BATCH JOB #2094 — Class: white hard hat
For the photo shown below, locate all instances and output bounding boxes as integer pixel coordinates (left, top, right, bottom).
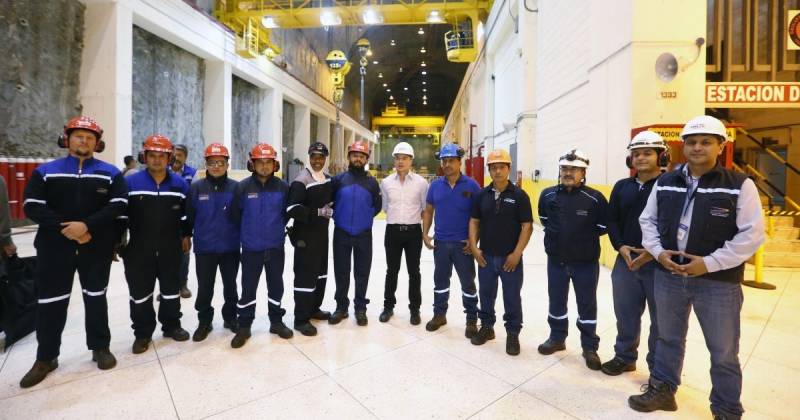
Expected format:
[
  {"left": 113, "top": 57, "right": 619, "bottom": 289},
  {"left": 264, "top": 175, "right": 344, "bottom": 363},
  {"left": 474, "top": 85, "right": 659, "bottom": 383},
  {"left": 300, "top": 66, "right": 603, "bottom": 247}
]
[
  {"left": 558, "top": 148, "right": 590, "bottom": 168},
  {"left": 628, "top": 131, "right": 667, "bottom": 151},
  {"left": 392, "top": 141, "right": 414, "bottom": 158},
  {"left": 680, "top": 115, "right": 728, "bottom": 141}
]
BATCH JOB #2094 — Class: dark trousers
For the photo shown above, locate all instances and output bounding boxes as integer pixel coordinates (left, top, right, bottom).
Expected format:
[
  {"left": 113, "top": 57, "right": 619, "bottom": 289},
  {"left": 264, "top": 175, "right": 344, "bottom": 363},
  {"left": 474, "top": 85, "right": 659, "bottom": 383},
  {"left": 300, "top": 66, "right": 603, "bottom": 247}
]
[
  {"left": 383, "top": 224, "right": 422, "bottom": 311},
  {"left": 35, "top": 247, "right": 112, "bottom": 361},
  {"left": 124, "top": 248, "right": 183, "bottom": 339},
  {"left": 180, "top": 252, "right": 190, "bottom": 288},
  {"left": 293, "top": 229, "right": 329, "bottom": 323},
  {"left": 651, "top": 270, "right": 744, "bottom": 418},
  {"left": 477, "top": 254, "right": 524, "bottom": 334},
  {"left": 546, "top": 257, "right": 600, "bottom": 351},
  {"left": 194, "top": 252, "right": 240, "bottom": 325},
  {"left": 332, "top": 227, "right": 372, "bottom": 312},
  {"left": 432, "top": 240, "right": 478, "bottom": 320},
  {"left": 238, "top": 248, "right": 285, "bottom": 327},
  {"left": 611, "top": 255, "right": 658, "bottom": 368}
]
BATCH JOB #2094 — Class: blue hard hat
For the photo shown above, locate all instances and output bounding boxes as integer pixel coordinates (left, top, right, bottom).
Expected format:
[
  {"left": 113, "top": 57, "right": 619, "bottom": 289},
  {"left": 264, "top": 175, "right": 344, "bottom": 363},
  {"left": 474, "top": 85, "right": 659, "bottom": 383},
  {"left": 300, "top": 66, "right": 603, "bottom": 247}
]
[{"left": 436, "top": 143, "right": 465, "bottom": 160}]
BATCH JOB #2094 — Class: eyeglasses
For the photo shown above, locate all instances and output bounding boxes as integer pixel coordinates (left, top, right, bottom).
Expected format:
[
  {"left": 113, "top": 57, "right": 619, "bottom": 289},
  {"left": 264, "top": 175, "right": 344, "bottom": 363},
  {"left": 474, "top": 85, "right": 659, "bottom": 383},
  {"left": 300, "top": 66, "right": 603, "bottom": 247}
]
[{"left": 206, "top": 161, "right": 227, "bottom": 168}]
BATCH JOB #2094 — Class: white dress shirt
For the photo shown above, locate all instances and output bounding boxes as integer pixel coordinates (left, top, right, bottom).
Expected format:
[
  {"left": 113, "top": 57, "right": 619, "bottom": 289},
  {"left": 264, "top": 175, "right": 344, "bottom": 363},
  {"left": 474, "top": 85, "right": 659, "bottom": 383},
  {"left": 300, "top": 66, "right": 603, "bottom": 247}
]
[
  {"left": 380, "top": 171, "right": 429, "bottom": 225},
  {"left": 639, "top": 166, "right": 765, "bottom": 273}
]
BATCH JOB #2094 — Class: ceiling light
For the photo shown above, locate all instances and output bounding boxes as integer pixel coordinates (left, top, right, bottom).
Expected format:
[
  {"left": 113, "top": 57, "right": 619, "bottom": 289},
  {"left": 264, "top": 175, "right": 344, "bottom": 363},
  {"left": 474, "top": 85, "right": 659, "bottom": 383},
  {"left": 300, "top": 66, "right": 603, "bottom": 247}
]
[
  {"left": 261, "top": 16, "right": 279, "bottom": 28},
  {"left": 423, "top": 100, "right": 427, "bottom": 105},
  {"left": 378, "top": 72, "right": 383, "bottom": 78},
  {"left": 383, "top": 83, "right": 387, "bottom": 87},
  {"left": 420, "top": 61, "right": 426, "bottom": 67},
  {"left": 390, "top": 39, "right": 396, "bottom": 46},
  {"left": 420, "top": 47, "right": 426, "bottom": 53},
  {"left": 404, "top": 87, "right": 408, "bottom": 91},
  {"left": 320, "top": 10, "right": 342, "bottom": 26},
  {"left": 373, "top": 60, "right": 379, "bottom": 64},
  {"left": 423, "top": 95, "right": 427, "bottom": 100},
  {"left": 386, "top": 88, "right": 391, "bottom": 92},
  {"left": 389, "top": 95, "right": 394, "bottom": 100},
  {"left": 423, "top": 88, "right": 427, "bottom": 92},
  {"left": 362, "top": 8, "right": 383, "bottom": 25},
  {"left": 417, "top": 27, "right": 424, "bottom": 35},
  {"left": 426, "top": 10, "right": 445, "bottom": 23},
  {"left": 421, "top": 71, "right": 427, "bottom": 75},
  {"left": 422, "top": 81, "right": 426, "bottom": 85}
]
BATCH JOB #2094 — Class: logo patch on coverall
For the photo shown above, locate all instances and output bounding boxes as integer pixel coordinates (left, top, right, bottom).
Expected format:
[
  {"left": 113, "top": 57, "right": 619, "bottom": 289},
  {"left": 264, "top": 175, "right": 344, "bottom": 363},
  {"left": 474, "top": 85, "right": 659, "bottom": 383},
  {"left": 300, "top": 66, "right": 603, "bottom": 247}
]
[
  {"left": 576, "top": 209, "right": 588, "bottom": 216},
  {"left": 709, "top": 206, "right": 730, "bottom": 217},
  {"left": 198, "top": 194, "right": 210, "bottom": 201},
  {"left": 247, "top": 193, "right": 258, "bottom": 199}
]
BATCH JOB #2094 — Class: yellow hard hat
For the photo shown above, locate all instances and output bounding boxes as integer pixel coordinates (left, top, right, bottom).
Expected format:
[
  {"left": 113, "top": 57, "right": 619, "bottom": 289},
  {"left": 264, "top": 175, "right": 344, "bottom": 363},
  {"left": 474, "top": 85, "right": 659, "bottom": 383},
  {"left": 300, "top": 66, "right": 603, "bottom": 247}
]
[{"left": 486, "top": 149, "right": 512, "bottom": 165}]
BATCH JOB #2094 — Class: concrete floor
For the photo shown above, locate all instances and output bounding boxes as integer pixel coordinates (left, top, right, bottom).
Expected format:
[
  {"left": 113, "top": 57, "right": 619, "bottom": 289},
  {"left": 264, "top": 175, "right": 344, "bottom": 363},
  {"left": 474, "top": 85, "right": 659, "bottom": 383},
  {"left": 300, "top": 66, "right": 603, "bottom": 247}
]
[{"left": 0, "top": 220, "right": 797, "bottom": 419}]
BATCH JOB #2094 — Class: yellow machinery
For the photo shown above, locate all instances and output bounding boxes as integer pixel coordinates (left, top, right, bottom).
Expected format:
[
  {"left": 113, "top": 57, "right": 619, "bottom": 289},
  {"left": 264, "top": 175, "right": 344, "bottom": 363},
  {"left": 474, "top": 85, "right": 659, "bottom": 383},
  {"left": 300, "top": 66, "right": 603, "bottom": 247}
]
[
  {"left": 215, "top": 0, "right": 491, "bottom": 62},
  {"left": 325, "top": 50, "right": 352, "bottom": 107}
]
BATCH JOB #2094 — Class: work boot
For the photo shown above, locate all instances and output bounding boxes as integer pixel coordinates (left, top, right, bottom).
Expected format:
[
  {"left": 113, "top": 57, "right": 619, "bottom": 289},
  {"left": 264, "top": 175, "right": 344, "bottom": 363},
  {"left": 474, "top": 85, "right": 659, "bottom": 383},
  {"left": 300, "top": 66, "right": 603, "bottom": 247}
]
[
  {"left": 132, "top": 338, "right": 152, "bottom": 354},
  {"left": 92, "top": 349, "right": 117, "bottom": 370},
  {"left": 470, "top": 325, "right": 496, "bottom": 345},
  {"left": 180, "top": 286, "right": 192, "bottom": 299},
  {"left": 410, "top": 310, "right": 421, "bottom": 326},
  {"left": 537, "top": 339, "right": 566, "bottom": 355},
  {"left": 294, "top": 322, "right": 318, "bottom": 336},
  {"left": 192, "top": 323, "right": 213, "bottom": 342},
  {"left": 270, "top": 321, "right": 294, "bottom": 339},
  {"left": 425, "top": 314, "right": 447, "bottom": 332},
  {"left": 583, "top": 350, "right": 601, "bottom": 371},
  {"left": 231, "top": 327, "right": 251, "bottom": 348},
  {"left": 355, "top": 311, "right": 368, "bottom": 326},
  {"left": 311, "top": 310, "right": 331, "bottom": 321},
  {"left": 506, "top": 334, "right": 521, "bottom": 356},
  {"left": 163, "top": 327, "right": 190, "bottom": 342},
  {"left": 223, "top": 320, "right": 239, "bottom": 333},
  {"left": 601, "top": 357, "right": 636, "bottom": 376},
  {"left": 712, "top": 413, "right": 741, "bottom": 420},
  {"left": 628, "top": 379, "right": 678, "bottom": 412},
  {"left": 328, "top": 310, "right": 349, "bottom": 325},
  {"left": 464, "top": 319, "right": 478, "bottom": 339},
  {"left": 379, "top": 308, "right": 393, "bottom": 323},
  {"left": 19, "top": 359, "right": 58, "bottom": 388}
]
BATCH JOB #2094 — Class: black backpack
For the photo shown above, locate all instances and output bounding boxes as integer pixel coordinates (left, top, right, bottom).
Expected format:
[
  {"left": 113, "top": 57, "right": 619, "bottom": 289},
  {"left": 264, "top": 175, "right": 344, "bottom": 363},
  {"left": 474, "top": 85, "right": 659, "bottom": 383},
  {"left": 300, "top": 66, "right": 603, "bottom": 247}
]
[{"left": 0, "top": 255, "right": 37, "bottom": 351}]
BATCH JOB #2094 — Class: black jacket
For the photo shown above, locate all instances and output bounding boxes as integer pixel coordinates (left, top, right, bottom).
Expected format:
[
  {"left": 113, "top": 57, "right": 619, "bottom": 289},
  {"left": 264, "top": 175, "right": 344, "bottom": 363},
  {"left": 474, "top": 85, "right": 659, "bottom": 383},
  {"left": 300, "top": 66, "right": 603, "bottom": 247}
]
[
  {"left": 538, "top": 184, "right": 608, "bottom": 263},
  {"left": 607, "top": 176, "right": 659, "bottom": 250}
]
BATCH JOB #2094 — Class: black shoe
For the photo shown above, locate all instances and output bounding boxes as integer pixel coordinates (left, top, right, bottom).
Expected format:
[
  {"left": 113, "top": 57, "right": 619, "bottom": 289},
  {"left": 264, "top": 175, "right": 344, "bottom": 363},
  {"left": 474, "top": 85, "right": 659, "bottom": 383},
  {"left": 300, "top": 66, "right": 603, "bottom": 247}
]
[
  {"left": 180, "top": 286, "right": 192, "bottom": 299},
  {"left": 465, "top": 320, "right": 478, "bottom": 339},
  {"left": 506, "top": 334, "right": 520, "bottom": 356},
  {"left": 410, "top": 310, "right": 421, "bottom": 326},
  {"left": 583, "top": 350, "right": 601, "bottom": 371},
  {"left": 163, "top": 327, "right": 190, "bottom": 342},
  {"left": 628, "top": 379, "right": 678, "bottom": 412},
  {"left": 328, "top": 310, "right": 349, "bottom": 325},
  {"left": 192, "top": 324, "right": 213, "bottom": 342},
  {"left": 601, "top": 357, "right": 636, "bottom": 376},
  {"left": 132, "top": 338, "right": 152, "bottom": 354},
  {"left": 712, "top": 413, "right": 741, "bottom": 420},
  {"left": 537, "top": 339, "right": 566, "bottom": 355},
  {"left": 379, "top": 308, "right": 393, "bottom": 323},
  {"left": 92, "top": 349, "right": 117, "bottom": 370},
  {"left": 355, "top": 311, "right": 368, "bottom": 326},
  {"left": 269, "top": 322, "right": 294, "bottom": 339},
  {"left": 294, "top": 322, "right": 318, "bottom": 336},
  {"left": 231, "top": 327, "right": 251, "bottom": 348},
  {"left": 470, "top": 325, "right": 496, "bottom": 345},
  {"left": 19, "top": 359, "right": 58, "bottom": 388},
  {"left": 223, "top": 320, "right": 239, "bottom": 333},
  {"left": 311, "top": 310, "right": 331, "bottom": 321},
  {"left": 425, "top": 314, "right": 447, "bottom": 331}
]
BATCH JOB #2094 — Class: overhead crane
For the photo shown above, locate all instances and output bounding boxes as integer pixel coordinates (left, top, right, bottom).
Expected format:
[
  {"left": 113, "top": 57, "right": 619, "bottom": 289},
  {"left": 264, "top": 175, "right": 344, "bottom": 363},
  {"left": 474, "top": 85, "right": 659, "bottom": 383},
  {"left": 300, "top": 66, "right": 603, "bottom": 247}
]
[{"left": 214, "top": 0, "right": 491, "bottom": 62}]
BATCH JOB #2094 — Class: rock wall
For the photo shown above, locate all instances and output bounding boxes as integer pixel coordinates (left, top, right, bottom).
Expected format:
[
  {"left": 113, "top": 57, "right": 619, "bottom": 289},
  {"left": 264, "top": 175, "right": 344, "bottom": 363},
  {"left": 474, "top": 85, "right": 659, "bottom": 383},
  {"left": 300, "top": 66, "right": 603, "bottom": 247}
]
[{"left": 231, "top": 75, "right": 263, "bottom": 170}]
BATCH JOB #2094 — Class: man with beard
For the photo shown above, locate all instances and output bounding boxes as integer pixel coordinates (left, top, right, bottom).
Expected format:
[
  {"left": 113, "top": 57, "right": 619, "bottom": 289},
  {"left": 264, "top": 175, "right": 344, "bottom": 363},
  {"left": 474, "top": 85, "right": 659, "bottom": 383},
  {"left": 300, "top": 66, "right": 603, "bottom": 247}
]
[
  {"left": 287, "top": 142, "right": 335, "bottom": 336},
  {"left": 20, "top": 116, "right": 127, "bottom": 388},
  {"left": 123, "top": 135, "right": 192, "bottom": 355},
  {"left": 537, "top": 149, "right": 608, "bottom": 370},
  {"left": 328, "top": 140, "right": 381, "bottom": 326}
]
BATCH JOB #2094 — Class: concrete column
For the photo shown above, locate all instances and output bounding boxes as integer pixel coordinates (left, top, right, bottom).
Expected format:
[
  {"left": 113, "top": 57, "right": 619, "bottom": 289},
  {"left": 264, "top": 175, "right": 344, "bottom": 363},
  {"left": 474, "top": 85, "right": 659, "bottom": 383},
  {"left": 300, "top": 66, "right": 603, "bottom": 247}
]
[
  {"left": 258, "top": 87, "right": 283, "bottom": 148},
  {"left": 293, "top": 104, "right": 311, "bottom": 164},
  {"left": 516, "top": 0, "right": 538, "bottom": 179},
  {"left": 203, "top": 60, "right": 232, "bottom": 149},
  {"left": 79, "top": 1, "right": 133, "bottom": 167},
  {"left": 316, "top": 116, "right": 330, "bottom": 145}
]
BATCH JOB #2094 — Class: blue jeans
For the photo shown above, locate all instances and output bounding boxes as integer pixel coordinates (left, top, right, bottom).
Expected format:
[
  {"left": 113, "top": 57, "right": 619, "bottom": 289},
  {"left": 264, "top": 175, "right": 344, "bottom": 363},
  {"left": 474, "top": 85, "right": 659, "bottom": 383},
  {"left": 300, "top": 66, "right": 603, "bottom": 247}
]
[
  {"left": 478, "top": 254, "right": 523, "bottom": 334},
  {"left": 611, "top": 255, "right": 658, "bottom": 368},
  {"left": 651, "top": 269, "right": 744, "bottom": 418},
  {"left": 546, "top": 257, "right": 600, "bottom": 351},
  {"left": 333, "top": 228, "right": 372, "bottom": 312},
  {"left": 432, "top": 240, "right": 478, "bottom": 320},
  {"left": 237, "top": 248, "right": 286, "bottom": 327}
]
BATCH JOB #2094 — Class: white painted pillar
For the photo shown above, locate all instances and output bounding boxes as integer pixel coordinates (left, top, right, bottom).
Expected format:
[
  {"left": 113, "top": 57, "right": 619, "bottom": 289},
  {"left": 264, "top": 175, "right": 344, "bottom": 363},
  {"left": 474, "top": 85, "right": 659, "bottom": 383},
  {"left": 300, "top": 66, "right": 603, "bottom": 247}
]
[
  {"left": 293, "top": 104, "right": 311, "bottom": 164},
  {"left": 79, "top": 1, "right": 133, "bottom": 167},
  {"left": 203, "top": 60, "right": 232, "bottom": 149},
  {"left": 316, "top": 116, "right": 330, "bottom": 145},
  {"left": 258, "top": 87, "right": 282, "bottom": 148},
  {"left": 516, "top": 0, "right": 538, "bottom": 179}
]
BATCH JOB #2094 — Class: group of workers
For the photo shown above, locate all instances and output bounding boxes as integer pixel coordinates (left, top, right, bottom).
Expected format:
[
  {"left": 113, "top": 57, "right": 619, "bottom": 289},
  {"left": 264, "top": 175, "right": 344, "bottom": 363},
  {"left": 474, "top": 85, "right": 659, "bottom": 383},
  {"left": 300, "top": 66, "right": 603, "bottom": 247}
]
[{"left": 13, "top": 113, "right": 762, "bottom": 420}]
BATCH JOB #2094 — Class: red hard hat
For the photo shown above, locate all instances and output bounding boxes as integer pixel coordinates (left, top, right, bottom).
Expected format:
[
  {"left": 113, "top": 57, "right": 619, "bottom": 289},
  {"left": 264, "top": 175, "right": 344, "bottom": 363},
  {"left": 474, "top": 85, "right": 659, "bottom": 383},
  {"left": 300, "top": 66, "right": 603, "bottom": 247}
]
[
  {"left": 250, "top": 143, "right": 278, "bottom": 160},
  {"left": 64, "top": 116, "right": 103, "bottom": 139},
  {"left": 348, "top": 140, "right": 370, "bottom": 156},
  {"left": 204, "top": 143, "right": 229, "bottom": 158},
  {"left": 143, "top": 135, "right": 174, "bottom": 154}
]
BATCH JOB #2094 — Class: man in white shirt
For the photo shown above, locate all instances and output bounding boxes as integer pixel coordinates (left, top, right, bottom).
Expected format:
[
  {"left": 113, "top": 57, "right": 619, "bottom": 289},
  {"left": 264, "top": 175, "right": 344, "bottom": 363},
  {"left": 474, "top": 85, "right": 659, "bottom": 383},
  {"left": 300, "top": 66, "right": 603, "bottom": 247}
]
[
  {"left": 379, "top": 142, "right": 429, "bottom": 325},
  {"left": 628, "top": 115, "right": 765, "bottom": 420}
]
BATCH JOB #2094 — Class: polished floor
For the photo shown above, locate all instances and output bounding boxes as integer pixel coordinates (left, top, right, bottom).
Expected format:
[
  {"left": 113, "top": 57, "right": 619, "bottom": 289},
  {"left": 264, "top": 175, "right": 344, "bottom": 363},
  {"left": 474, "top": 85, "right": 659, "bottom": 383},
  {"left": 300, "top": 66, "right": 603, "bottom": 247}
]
[{"left": 1, "top": 220, "right": 797, "bottom": 419}]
